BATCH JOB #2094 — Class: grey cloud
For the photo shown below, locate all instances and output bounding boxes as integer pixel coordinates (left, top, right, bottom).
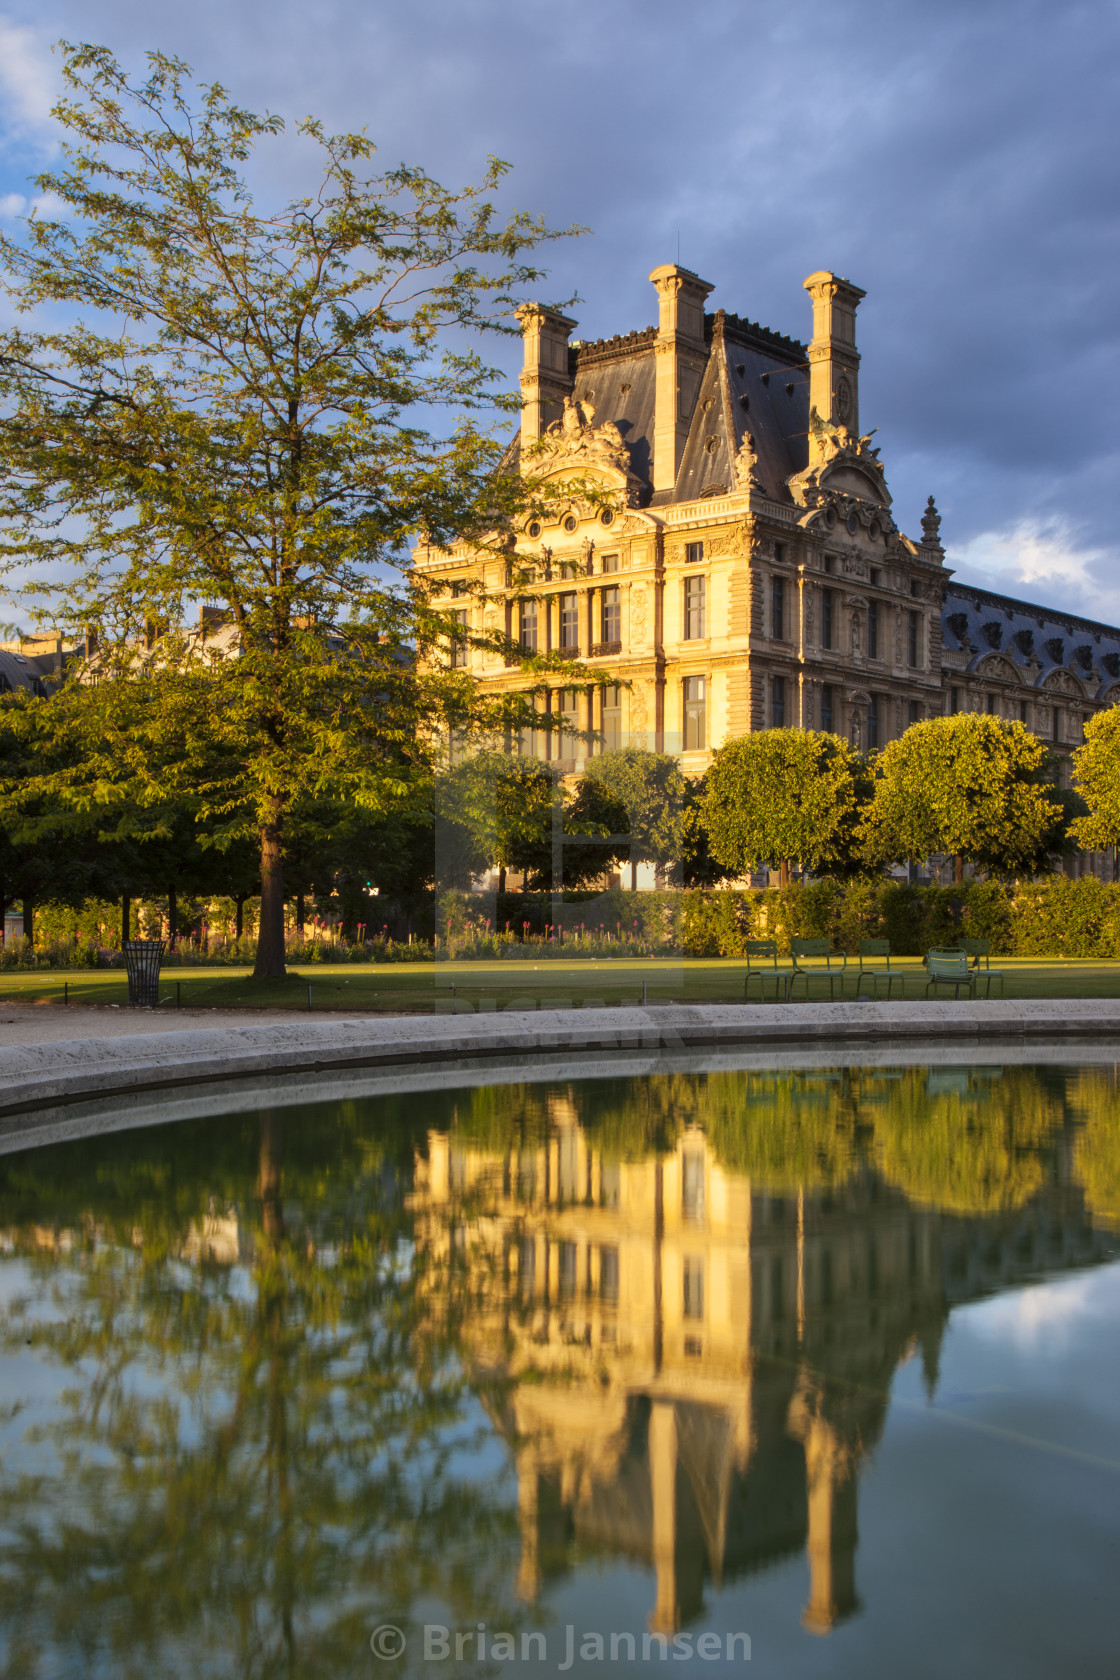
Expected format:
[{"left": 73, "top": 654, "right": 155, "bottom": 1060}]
[{"left": 0, "top": 0, "right": 1117, "bottom": 610}]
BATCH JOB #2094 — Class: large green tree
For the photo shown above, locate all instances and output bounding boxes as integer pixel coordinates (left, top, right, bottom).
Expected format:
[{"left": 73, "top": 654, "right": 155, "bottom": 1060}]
[
  {"left": 859, "top": 714, "right": 1063, "bottom": 878},
  {"left": 701, "top": 728, "right": 862, "bottom": 881},
  {"left": 0, "top": 45, "right": 571, "bottom": 977}
]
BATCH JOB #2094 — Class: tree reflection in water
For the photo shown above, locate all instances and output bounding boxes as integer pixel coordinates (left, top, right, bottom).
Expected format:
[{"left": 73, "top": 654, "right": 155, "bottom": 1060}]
[{"left": 0, "top": 1063, "right": 1116, "bottom": 1673}]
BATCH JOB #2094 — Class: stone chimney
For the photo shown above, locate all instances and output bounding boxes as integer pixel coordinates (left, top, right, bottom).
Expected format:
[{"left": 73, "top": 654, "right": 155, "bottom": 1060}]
[
  {"left": 648, "top": 264, "right": 714, "bottom": 494},
  {"left": 516, "top": 304, "right": 577, "bottom": 451},
  {"left": 803, "top": 271, "right": 866, "bottom": 435}
]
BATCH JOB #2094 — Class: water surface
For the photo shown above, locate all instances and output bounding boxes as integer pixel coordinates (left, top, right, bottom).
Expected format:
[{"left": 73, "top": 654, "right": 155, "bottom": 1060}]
[{"left": 0, "top": 1061, "right": 1118, "bottom": 1678}]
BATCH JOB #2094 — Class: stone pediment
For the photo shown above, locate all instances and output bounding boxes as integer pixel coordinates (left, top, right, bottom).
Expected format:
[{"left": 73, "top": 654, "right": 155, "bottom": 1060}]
[
  {"left": 1040, "top": 667, "right": 1088, "bottom": 699},
  {"left": 971, "top": 653, "right": 1021, "bottom": 683},
  {"left": 531, "top": 397, "right": 641, "bottom": 500},
  {"left": 788, "top": 408, "right": 892, "bottom": 511}
]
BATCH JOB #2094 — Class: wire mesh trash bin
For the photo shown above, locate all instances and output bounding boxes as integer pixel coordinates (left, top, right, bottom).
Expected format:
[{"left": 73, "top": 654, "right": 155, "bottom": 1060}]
[{"left": 123, "top": 939, "right": 166, "bottom": 1007}]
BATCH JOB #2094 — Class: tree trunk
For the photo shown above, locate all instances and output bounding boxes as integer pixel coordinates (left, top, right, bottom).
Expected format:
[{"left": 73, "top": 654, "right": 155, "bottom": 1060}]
[
  {"left": 168, "top": 887, "right": 178, "bottom": 946},
  {"left": 954, "top": 854, "right": 965, "bottom": 885},
  {"left": 235, "top": 893, "right": 246, "bottom": 939},
  {"left": 779, "top": 859, "right": 791, "bottom": 888},
  {"left": 0, "top": 888, "right": 6, "bottom": 947},
  {"left": 254, "top": 815, "right": 287, "bottom": 979},
  {"left": 497, "top": 865, "right": 506, "bottom": 895},
  {"left": 120, "top": 893, "right": 130, "bottom": 950},
  {"left": 22, "top": 894, "right": 33, "bottom": 946}
]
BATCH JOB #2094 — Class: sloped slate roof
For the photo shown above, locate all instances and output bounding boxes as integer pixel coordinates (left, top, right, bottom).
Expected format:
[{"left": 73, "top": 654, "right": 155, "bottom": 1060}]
[
  {"left": 568, "top": 310, "right": 808, "bottom": 507},
  {"left": 674, "top": 316, "right": 810, "bottom": 503},
  {"left": 572, "top": 343, "right": 658, "bottom": 500},
  {"left": 942, "top": 581, "right": 1120, "bottom": 692},
  {"left": 0, "top": 651, "right": 48, "bottom": 697}
]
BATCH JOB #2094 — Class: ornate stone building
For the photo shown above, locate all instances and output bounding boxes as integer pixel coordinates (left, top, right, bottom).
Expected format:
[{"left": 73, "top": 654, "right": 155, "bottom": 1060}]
[
  {"left": 410, "top": 1091, "right": 1110, "bottom": 1637},
  {"left": 413, "top": 264, "right": 1120, "bottom": 785}
]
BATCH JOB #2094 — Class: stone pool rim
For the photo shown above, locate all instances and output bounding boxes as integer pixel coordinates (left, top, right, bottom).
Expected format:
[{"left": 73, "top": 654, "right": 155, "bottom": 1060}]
[{"left": 1, "top": 999, "right": 1119, "bottom": 1124}]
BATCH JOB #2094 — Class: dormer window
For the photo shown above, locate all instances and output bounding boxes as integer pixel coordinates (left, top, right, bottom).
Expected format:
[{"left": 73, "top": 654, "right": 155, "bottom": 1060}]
[{"left": 685, "top": 542, "right": 704, "bottom": 565}]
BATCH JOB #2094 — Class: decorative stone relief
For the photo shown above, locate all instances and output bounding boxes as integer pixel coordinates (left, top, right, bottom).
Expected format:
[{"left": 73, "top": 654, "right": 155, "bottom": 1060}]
[{"left": 631, "top": 586, "right": 648, "bottom": 644}]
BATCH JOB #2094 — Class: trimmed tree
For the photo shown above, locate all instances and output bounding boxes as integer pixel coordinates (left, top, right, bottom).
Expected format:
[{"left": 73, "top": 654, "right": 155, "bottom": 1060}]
[
  {"left": 1072, "top": 705, "right": 1120, "bottom": 854},
  {"left": 859, "top": 714, "right": 1063, "bottom": 877},
  {"left": 580, "top": 748, "right": 689, "bottom": 886},
  {"left": 701, "top": 729, "right": 862, "bottom": 882},
  {"left": 0, "top": 46, "right": 571, "bottom": 977}
]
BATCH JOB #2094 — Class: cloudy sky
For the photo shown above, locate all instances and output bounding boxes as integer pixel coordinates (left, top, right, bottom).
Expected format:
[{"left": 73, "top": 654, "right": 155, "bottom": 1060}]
[{"left": 1, "top": 0, "right": 1118, "bottom": 621}]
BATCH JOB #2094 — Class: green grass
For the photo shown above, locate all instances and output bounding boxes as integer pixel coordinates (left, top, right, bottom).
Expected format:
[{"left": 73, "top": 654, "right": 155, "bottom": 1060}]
[{"left": 3, "top": 955, "right": 1120, "bottom": 1014}]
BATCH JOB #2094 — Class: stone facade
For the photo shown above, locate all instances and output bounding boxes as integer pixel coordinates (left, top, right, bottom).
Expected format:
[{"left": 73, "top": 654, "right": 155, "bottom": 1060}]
[{"left": 413, "top": 264, "right": 1120, "bottom": 785}]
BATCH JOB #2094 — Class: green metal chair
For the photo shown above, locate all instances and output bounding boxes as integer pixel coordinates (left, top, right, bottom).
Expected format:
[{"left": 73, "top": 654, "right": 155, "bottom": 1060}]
[
  {"left": 924, "top": 948, "right": 977, "bottom": 999},
  {"left": 744, "top": 940, "right": 792, "bottom": 1002},
  {"left": 852, "top": 938, "right": 903, "bottom": 999},
  {"left": 960, "top": 938, "right": 1006, "bottom": 997},
  {"left": 789, "top": 938, "right": 848, "bottom": 1000}
]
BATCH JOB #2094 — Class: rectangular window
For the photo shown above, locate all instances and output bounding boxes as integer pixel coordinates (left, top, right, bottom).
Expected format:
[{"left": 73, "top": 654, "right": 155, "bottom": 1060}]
[
  {"left": 824, "top": 554, "right": 835, "bottom": 574},
  {"left": 1020, "top": 700, "right": 1028, "bottom": 724},
  {"left": 774, "top": 542, "right": 786, "bottom": 566},
  {"left": 599, "top": 1245, "right": 619, "bottom": 1303},
  {"left": 868, "top": 692, "right": 880, "bottom": 750},
  {"left": 558, "top": 686, "right": 580, "bottom": 748},
  {"left": 682, "top": 1153, "right": 705, "bottom": 1223},
  {"left": 685, "top": 541, "right": 704, "bottom": 565},
  {"left": 559, "top": 592, "right": 579, "bottom": 651},
  {"left": 601, "top": 585, "right": 621, "bottom": 645},
  {"left": 450, "top": 608, "right": 468, "bottom": 668},
  {"left": 559, "top": 560, "right": 578, "bottom": 581},
  {"left": 951, "top": 686, "right": 960, "bottom": 714},
  {"left": 821, "top": 684, "right": 834, "bottom": 732},
  {"left": 908, "top": 701, "right": 921, "bottom": 725},
  {"left": 683, "top": 1257, "right": 705, "bottom": 1321},
  {"left": 868, "top": 599, "right": 879, "bottom": 659},
  {"left": 602, "top": 684, "right": 622, "bottom": 749},
  {"left": 870, "top": 567, "right": 881, "bottom": 586},
  {"left": 450, "top": 578, "right": 468, "bottom": 598},
  {"left": 601, "top": 552, "right": 619, "bottom": 574},
  {"left": 908, "top": 610, "right": 921, "bottom": 668},
  {"left": 558, "top": 1241, "right": 578, "bottom": 1299},
  {"left": 772, "top": 575, "right": 785, "bottom": 640},
  {"left": 822, "top": 588, "right": 834, "bottom": 650},
  {"left": 519, "top": 1237, "right": 536, "bottom": 1297},
  {"left": 519, "top": 599, "right": 538, "bottom": 653},
  {"left": 683, "top": 675, "right": 706, "bottom": 751},
  {"left": 772, "top": 674, "right": 786, "bottom": 728},
  {"left": 684, "top": 575, "right": 706, "bottom": 639},
  {"left": 1053, "top": 706, "right": 1061, "bottom": 743},
  {"left": 1082, "top": 712, "right": 1091, "bottom": 740},
  {"left": 910, "top": 579, "right": 921, "bottom": 597},
  {"left": 986, "top": 693, "right": 997, "bottom": 714}
]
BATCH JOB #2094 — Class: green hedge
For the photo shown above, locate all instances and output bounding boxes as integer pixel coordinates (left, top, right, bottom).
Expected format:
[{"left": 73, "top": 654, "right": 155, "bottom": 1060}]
[{"left": 459, "top": 879, "right": 1120, "bottom": 959}]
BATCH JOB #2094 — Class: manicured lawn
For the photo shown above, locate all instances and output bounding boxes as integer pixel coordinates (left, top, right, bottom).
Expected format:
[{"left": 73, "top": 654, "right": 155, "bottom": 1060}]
[{"left": 2, "top": 956, "right": 1120, "bottom": 1013}]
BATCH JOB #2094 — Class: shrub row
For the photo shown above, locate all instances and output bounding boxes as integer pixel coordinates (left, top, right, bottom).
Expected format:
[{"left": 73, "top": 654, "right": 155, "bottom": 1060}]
[
  {"left": 9, "top": 878, "right": 1120, "bottom": 966},
  {"left": 442, "top": 878, "right": 1120, "bottom": 959}
]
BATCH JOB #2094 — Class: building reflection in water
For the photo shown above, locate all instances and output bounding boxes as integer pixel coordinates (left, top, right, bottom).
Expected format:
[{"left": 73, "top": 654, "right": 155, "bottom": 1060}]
[{"left": 411, "top": 1067, "right": 1116, "bottom": 1637}]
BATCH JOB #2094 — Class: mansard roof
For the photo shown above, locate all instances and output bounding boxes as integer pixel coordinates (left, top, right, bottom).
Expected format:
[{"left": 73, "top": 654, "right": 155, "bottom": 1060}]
[
  {"left": 674, "top": 313, "right": 809, "bottom": 504},
  {"left": 567, "top": 308, "right": 809, "bottom": 508},
  {"left": 942, "top": 580, "right": 1120, "bottom": 691}
]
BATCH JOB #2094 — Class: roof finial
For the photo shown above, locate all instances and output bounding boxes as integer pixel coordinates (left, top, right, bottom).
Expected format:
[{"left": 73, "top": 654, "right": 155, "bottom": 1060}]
[{"left": 921, "top": 495, "right": 942, "bottom": 546}]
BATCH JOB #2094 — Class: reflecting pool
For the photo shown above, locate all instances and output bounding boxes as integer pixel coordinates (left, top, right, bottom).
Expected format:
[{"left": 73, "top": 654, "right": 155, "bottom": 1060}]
[{"left": 1, "top": 1060, "right": 1119, "bottom": 1677}]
